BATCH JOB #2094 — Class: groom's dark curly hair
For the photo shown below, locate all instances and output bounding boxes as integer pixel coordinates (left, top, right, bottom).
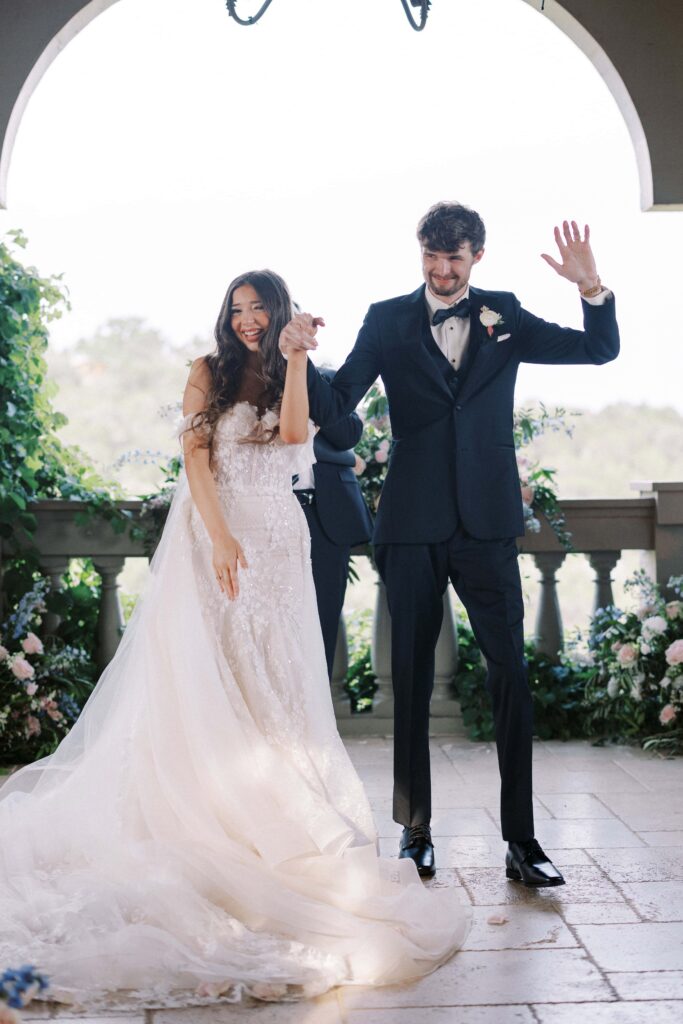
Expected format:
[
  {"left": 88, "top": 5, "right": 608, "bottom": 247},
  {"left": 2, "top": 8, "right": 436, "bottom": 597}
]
[{"left": 417, "top": 201, "right": 486, "bottom": 254}]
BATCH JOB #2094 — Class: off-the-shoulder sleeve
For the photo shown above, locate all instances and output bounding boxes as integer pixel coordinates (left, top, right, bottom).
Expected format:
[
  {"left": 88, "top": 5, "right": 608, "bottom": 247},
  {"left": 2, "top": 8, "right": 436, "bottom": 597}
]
[{"left": 177, "top": 412, "right": 209, "bottom": 447}]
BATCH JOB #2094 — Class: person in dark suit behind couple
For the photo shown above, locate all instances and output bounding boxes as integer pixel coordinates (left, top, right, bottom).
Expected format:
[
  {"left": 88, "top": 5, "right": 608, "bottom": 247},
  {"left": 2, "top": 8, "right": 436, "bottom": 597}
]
[
  {"left": 279, "top": 202, "right": 620, "bottom": 888},
  {"left": 293, "top": 367, "right": 374, "bottom": 678}
]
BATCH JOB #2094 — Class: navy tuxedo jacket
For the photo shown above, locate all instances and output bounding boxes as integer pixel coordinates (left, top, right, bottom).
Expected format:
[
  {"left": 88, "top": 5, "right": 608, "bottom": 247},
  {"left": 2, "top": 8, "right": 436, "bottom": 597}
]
[
  {"left": 306, "top": 284, "right": 620, "bottom": 544},
  {"left": 311, "top": 414, "right": 374, "bottom": 547}
]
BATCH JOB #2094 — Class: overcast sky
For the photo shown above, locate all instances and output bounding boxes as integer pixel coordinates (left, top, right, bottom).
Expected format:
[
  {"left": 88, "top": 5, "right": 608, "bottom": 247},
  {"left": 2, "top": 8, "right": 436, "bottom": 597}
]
[{"left": 2, "top": 0, "right": 681, "bottom": 411}]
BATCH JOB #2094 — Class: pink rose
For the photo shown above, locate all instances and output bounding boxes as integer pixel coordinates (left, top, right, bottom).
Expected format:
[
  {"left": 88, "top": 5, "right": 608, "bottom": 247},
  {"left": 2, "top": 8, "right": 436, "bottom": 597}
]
[
  {"left": 26, "top": 681, "right": 38, "bottom": 696},
  {"left": 666, "top": 601, "right": 682, "bottom": 620},
  {"left": 25, "top": 714, "right": 41, "bottom": 737},
  {"left": 374, "top": 439, "right": 390, "bottom": 465},
  {"left": 21, "top": 631, "right": 44, "bottom": 655},
  {"left": 665, "top": 639, "right": 683, "bottom": 666},
  {"left": 0, "top": 644, "right": 9, "bottom": 661},
  {"left": 11, "top": 656, "right": 35, "bottom": 680},
  {"left": 660, "top": 704, "right": 677, "bottom": 726},
  {"left": 617, "top": 643, "right": 638, "bottom": 667}
]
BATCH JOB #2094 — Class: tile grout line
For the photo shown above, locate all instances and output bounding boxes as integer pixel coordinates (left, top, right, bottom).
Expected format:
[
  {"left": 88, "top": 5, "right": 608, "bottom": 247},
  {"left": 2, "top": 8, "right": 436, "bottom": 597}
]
[{"left": 582, "top": 847, "right": 648, "bottom": 923}]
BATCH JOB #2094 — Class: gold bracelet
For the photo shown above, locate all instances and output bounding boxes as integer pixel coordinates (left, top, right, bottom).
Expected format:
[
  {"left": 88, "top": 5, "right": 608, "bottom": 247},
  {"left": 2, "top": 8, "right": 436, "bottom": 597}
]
[{"left": 579, "top": 278, "right": 603, "bottom": 298}]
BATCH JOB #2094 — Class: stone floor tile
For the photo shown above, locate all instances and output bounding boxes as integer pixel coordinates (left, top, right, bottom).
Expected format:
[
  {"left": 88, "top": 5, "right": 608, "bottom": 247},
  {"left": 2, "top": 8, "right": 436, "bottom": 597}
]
[
  {"left": 588, "top": 846, "right": 683, "bottom": 882},
  {"left": 533, "top": 769, "right": 648, "bottom": 795},
  {"left": 533, "top": 1001, "right": 683, "bottom": 1023},
  {"left": 340, "top": 949, "right": 611, "bottom": 1008},
  {"left": 609, "top": 970, "right": 683, "bottom": 1000},
  {"left": 537, "top": 794, "right": 616, "bottom": 819},
  {"left": 151, "top": 995, "right": 341, "bottom": 1022},
  {"left": 561, "top": 902, "right": 640, "bottom": 925},
  {"left": 595, "top": 792, "right": 683, "bottom": 831},
  {"left": 575, "top": 922, "right": 683, "bottom": 972},
  {"left": 638, "top": 831, "right": 683, "bottom": 846},
  {"left": 530, "top": 818, "right": 644, "bottom": 850},
  {"left": 620, "top": 880, "right": 683, "bottom": 921},
  {"left": 52, "top": 1017, "right": 145, "bottom": 1023},
  {"left": 458, "top": 865, "right": 623, "bottom": 906},
  {"left": 461, "top": 903, "right": 577, "bottom": 951},
  {"left": 346, "top": 1008, "right": 535, "bottom": 1023}
]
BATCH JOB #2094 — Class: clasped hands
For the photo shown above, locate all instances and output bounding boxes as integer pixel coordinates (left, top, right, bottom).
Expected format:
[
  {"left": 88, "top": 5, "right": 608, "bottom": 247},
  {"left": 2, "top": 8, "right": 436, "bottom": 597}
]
[{"left": 279, "top": 312, "right": 325, "bottom": 358}]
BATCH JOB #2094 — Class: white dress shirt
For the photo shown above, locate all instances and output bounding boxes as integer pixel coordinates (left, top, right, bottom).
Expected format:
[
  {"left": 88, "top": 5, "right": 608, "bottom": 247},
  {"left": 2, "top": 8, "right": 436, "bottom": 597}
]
[{"left": 424, "top": 283, "right": 612, "bottom": 371}]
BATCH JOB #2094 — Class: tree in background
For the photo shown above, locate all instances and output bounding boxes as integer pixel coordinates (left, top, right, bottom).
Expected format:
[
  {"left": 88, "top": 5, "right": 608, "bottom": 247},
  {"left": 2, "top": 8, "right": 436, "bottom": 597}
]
[{"left": 47, "top": 318, "right": 206, "bottom": 495}]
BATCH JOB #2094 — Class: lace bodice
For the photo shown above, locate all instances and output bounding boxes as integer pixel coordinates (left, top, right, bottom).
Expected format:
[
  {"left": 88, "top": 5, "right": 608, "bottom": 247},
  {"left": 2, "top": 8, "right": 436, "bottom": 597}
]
[{"left": 180, "top": 402, "right": 314, "bottom": 496}]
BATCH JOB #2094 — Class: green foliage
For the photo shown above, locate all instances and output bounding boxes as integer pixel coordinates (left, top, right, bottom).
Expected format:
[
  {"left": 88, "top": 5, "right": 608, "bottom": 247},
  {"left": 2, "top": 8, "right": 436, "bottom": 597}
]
[
  {"left": 454, "top": 613, "right": 587, "bottom": 743},
  {"left": 343, "top": 609, "right": 378, "bottom": 712},
  {"left": 0, "top": 231, "right": 135, "bottom": 632}
]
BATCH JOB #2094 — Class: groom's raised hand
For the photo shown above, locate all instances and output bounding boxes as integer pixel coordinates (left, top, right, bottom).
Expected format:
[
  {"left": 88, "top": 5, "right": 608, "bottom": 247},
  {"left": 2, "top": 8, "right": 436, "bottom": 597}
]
[
  {"left": 279, "top": 312, "right": 325, "bottom": 357},
  {"left": 541, "top": 220, "right": 600, "bottom": 293}
]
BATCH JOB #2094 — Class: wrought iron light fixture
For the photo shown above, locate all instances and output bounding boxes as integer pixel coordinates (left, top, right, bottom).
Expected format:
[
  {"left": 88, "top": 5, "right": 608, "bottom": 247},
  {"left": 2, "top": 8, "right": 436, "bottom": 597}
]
[{"left": 225, "top": 1, "right": 432, "bottom": 32}]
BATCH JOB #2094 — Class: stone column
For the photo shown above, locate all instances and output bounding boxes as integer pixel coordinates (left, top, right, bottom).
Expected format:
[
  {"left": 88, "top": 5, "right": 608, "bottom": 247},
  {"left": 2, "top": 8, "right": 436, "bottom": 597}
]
[
  {"left": 632, "top": 482, "right": 683, "bottom": 599},
  {"left": 38, "top": 555, "right": 70, "bottom": 636},
  {"left": 431, "top": 590, "right": 460, "bottom": 718},
  {"left": 331, "top": 612, "right": 351, "bottom": 717},
  {"left": 533, "top": 551, "right": 566, "bottom": 659},
  {"left": 588, "top": 551, "right": 620, "bottom": 614},
  {"left": 371, "top": 580, "right": 394, "bottom": 720},
  {"left": 92, "top": 556, "right": 126, "bottom": 673}
]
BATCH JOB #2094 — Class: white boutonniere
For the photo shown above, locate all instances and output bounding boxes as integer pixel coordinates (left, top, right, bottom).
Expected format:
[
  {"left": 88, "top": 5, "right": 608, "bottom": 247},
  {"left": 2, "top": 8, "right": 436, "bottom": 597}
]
[{"left": 479, "top": 306, "right": 505, "bottom": 338}]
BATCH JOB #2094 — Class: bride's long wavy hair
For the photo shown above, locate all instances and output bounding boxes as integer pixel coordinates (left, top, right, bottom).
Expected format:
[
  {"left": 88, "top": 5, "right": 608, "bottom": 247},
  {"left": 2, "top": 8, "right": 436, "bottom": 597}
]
[{"left": 192, "top": 269, "right": 293, "bottom": 453}]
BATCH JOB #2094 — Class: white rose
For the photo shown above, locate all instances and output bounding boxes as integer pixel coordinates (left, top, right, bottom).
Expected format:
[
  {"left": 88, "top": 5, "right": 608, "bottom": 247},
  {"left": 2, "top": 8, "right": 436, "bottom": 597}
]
[
  {"left": 642, "top": 615, "right": 668, "bottom": 641},
  {"left": 659, "top": 675, "right": 671, "bottom": 688},
  {"left": 640, "top": 642, "right": 651, "bottom": 655},
  {"left": 607, "top": 677, "right": 620, "bottom": 698},
  {"left": 479, "top": 307, "right": 501, "bottom": 327}
]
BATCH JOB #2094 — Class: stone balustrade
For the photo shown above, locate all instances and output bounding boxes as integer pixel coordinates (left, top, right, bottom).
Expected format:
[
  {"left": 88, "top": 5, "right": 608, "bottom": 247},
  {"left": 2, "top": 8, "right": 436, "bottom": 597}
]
[{"left": 1, "top": 482, "right": 682, "bottom": 736}]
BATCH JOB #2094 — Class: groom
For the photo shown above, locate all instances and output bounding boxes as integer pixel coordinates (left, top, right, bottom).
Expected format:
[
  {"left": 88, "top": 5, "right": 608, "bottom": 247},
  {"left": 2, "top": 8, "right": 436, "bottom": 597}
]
[{"left": 280, "top": 202, "right": 619, "bottom": 885}]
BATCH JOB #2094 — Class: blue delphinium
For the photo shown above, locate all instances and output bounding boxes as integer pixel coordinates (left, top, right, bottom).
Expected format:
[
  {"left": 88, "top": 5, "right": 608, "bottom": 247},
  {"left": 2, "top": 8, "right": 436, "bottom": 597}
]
[{"left": 0, "top": 965, "right": 49, "bottom": 1009}]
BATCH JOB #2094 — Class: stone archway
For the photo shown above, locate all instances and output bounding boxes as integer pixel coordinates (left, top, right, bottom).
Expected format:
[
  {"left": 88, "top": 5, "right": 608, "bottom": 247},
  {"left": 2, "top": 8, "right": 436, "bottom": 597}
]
[{"left": 1, "top": 0, "right": 682, "bottom": 210}]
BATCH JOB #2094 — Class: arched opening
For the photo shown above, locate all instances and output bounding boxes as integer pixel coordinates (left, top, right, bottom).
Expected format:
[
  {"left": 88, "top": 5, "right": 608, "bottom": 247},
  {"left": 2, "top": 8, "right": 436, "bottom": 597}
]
[{"left": 3, "top": 0, "right": 682, "bottom": 210}]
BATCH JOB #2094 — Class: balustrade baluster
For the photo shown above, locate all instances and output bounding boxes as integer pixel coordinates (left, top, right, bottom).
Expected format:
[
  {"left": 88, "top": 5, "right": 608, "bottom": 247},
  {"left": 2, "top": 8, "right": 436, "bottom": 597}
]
[
  {"left": 371, "top": 580, "right": 394, "bottom": 719},
  {"left": 92, "top": 556, "right": 126, "bottom": 673},
  {"left": 588, "top": 550, "right": 620, "bottom": 614},
  {"left": 38, "top": 556, "right": 70, "bottom": 636},
  {"left": 331, "top": 612, "right": 351, "bottom": 716},
  {"left": 532, "top": 552, "right": 566, "bottom": 659},
  {"left": 431, "top": 589, "right": 460, "bottom": 719}
]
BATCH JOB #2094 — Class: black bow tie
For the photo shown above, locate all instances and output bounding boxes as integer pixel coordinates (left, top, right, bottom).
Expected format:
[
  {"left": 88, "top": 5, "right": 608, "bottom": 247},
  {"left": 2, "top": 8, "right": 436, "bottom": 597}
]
[{"left": 431, "top": 298, "right": 471, "bottom": 327}]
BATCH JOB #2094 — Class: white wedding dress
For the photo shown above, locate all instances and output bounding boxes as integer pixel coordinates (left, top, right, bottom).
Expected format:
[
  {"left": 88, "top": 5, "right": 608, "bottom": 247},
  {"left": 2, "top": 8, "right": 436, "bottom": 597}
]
[{"left": 0, "top": 402, "right": 470, "bottom": 1010}]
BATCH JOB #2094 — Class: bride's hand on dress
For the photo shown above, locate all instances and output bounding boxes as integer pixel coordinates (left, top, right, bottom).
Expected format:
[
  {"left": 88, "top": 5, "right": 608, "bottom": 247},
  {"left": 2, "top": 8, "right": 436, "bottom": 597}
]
[{"left": 212, "top": 534, "right": 248, "bottom": 600}]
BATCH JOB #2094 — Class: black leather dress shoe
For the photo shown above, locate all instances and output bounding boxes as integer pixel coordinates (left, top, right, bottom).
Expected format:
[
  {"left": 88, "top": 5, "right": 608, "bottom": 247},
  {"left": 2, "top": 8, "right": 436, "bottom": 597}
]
[
  {"left": 506, "top": 839, "right": 565, "bottom": 887},
  {"left": 399, "top": 824, "right": 435, "bottom": 877}
]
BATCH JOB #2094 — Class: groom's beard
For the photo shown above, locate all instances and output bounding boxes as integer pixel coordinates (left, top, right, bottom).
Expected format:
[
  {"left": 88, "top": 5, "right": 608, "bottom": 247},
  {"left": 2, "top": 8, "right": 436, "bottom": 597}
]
[{"left": 426, "top": 272, "right": 468, "bottom": 299}]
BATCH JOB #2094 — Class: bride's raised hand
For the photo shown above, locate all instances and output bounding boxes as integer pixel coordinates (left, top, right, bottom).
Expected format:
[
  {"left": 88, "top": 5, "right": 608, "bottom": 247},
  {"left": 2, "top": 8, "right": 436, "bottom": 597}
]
[{"left": 213, "top": 533, "right": 248, "bottom": 600}]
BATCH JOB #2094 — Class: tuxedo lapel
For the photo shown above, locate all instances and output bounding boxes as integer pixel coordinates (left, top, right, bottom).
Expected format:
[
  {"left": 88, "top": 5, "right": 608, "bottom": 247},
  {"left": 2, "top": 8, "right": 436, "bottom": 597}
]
[
  {"left": 395, "top": 285, "right": 453, "bottom": 402},
  {"left": 457, "top": 287, "right": 514, "bottom": 402}
]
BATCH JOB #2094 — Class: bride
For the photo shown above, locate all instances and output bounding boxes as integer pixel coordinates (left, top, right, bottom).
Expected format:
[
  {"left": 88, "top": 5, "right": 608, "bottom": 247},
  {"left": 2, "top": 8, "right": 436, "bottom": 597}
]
[{"left": 0, "top": 270, "right": 470, "bottom": 1010}]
